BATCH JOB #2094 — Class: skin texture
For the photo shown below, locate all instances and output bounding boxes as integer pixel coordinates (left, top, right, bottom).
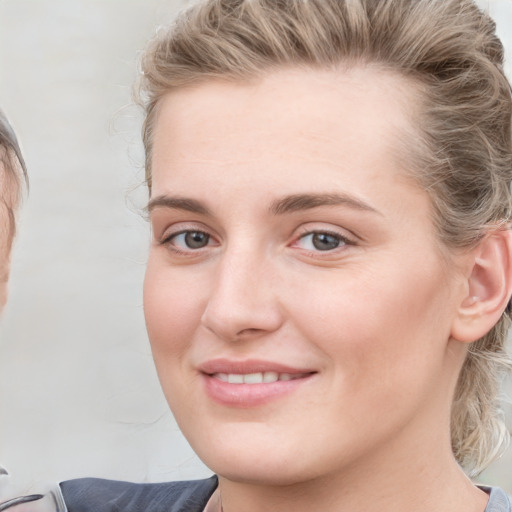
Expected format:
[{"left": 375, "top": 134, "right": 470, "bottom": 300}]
[{"left": 144, "top": 67, "right": 491, "bottom": 512}]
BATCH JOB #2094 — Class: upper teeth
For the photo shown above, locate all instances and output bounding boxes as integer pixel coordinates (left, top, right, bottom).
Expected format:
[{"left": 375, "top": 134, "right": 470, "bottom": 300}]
[{"left": 214, "top": 372, "right": 300, "bottom": 384}]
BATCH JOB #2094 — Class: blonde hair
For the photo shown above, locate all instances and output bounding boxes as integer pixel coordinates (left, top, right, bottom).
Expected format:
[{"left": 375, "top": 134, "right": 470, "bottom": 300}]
[
  {"left": 138, "top": 0, "right": 512, "bottom": 475},
  {"left": 0, "top": 110, "right": 27, "bottom": 253}
]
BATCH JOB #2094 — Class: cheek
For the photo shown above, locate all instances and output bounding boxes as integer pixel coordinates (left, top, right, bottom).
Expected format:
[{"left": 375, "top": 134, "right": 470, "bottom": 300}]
[
  {"left": 143, "top": 261, "right": 212, "bottom": 419},
  {"left": 143, "top": 260, "right": 207, "bottom": 366},
  {"left": 287, "top": 258, "right": 454, "bottom": 389}
]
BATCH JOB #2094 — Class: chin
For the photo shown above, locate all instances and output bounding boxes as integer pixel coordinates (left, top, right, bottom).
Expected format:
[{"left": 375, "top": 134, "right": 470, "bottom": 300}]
[
  {"left": 188, "top": 431, "right": 341, "bottom": 487},
  {"left": 207, "top": 458, "right": 314, "bottom": 487}
]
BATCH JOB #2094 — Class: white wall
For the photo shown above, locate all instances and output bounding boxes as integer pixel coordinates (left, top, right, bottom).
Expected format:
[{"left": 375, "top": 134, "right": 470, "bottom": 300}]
[{"left": 0, "top": 0, "right": 510, "bottom": 492}]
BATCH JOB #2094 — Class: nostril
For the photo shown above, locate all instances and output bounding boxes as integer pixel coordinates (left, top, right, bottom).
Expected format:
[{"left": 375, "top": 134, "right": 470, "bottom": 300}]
[{"left": 236, "top": 327, "right": 263, "bottom": 337}]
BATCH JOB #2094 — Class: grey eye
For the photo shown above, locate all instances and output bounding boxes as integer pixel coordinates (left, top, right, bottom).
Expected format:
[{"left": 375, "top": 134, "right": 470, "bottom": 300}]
[
  {"left": 183, "top": 231, "right": 210, "bottom": 249},
  {"left": 311, "top": 233, "right": 342, "bottom": 251}
]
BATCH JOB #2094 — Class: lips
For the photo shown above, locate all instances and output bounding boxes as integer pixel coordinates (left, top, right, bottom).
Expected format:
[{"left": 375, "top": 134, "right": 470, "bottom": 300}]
[{"left": 199, "top": 359, "right": 317, "bottom": 407}]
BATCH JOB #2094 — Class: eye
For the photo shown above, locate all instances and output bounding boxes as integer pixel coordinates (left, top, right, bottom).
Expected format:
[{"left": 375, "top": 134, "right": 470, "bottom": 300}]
[
  {"left": 167, "top": 230, "right": 212, "bottom": 250},
  {"left": 296, "top": 231, "right": 348, "bottom": 251}
]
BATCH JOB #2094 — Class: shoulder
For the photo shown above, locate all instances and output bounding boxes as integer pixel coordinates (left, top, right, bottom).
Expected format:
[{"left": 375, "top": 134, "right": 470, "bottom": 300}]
[
  {"left": 480, "top": 486, "right": 511, "bottom": 512},
  {"left": 60, "top": 475, "right": 218, "bottom": 512}
]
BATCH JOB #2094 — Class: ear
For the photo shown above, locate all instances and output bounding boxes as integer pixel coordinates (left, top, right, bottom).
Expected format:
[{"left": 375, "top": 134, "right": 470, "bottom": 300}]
[{"left": 451, "top": 228, "right": 512, "bottom": 343}]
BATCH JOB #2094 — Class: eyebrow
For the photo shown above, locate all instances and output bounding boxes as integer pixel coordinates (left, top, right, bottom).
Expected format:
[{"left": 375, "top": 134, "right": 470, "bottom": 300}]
[
  {"left": 269, "top": 193, "right": 381, "bottom": 216},
  {"left": 146, "top": 195, "right": 211, "bottom": 215},
  {"left": 146, "top": 192, "right": 381, "bottom": 217}
]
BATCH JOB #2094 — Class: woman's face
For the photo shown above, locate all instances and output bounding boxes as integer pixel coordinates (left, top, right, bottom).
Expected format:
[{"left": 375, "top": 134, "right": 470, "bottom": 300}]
[{"left": 144, "top": 67, "right": 469, "bottom": 485}]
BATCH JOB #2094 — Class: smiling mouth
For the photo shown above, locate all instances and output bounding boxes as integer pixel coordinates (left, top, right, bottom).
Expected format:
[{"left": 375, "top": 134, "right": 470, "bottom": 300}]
[
  {"left": 211, "top": 371, "right": 313, "bottom": 384},
  {"left": 202, "top": 365, "right": 317, "bottom": 406}
]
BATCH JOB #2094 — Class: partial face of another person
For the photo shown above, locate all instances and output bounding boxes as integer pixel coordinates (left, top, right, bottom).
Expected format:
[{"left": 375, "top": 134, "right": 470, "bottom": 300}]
[
  {"left": 0, "top": 114, "right": 24, "bottom": 315},
  {"left": 0, "top": 158, "right": 15, "bottom": 312},
  {"left": 144, "top": 67, "right": 471, "bottom": 485}
]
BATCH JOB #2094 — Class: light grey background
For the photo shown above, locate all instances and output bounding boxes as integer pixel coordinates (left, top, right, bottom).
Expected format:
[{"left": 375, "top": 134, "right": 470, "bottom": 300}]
[{"left": 0, "top": 0, "right": 510, "bottom": 492}]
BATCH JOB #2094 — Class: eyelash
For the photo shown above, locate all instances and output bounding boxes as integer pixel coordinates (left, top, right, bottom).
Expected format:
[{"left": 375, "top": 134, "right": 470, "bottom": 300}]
[
  {"left": 160, "top": 229, "right": 216, "bottom": 255},
  {"left": 292, "top": 230, "right": 355, "bottom": 253},
  {"left": 159, "top": 227, "right": 356, "bottom": 256}
]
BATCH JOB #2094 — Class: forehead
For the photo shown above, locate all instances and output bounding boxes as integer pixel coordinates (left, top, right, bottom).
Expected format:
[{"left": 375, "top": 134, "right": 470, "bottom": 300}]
[{"left": 152, "top": 66, "right": 421, "bottom": 181}]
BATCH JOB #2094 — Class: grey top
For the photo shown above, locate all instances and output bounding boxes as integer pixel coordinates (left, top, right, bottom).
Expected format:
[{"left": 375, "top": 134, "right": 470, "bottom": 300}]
[
  {"left": 60, "top": 477, "right": 511, "bottom": 512},
  {"left": 481, "top": 486, "right": 511, "bottom": 512}
]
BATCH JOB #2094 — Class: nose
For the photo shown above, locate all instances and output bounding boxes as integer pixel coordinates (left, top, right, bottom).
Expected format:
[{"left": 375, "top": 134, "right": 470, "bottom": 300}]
[{"left": 200, "top": 249, "right": 284, "bottom": 342}]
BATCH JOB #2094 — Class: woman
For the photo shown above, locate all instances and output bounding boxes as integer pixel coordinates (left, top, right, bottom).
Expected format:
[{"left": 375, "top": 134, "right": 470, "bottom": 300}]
[{"left": 62, "top": 0, "right": 512, "bottom": 511}]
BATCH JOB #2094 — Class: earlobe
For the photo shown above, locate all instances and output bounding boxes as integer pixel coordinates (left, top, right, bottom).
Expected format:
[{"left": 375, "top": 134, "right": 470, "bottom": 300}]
[{"left": 451, "top": 228, "right": 512, "bottom": 343}]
